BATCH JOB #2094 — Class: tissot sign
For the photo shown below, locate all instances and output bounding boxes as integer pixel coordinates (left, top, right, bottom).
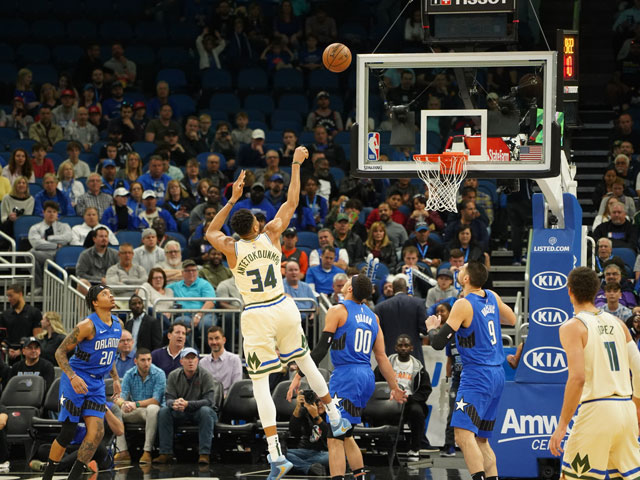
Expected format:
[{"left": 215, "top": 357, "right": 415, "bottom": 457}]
[{"left": 427, "top": 0, "right": 516, "bottom": 14}]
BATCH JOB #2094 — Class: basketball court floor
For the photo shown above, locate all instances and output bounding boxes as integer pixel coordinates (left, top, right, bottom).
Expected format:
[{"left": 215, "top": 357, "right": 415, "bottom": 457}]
[{"left": 0, "top": 455, "right": 471, "bottom": 480}]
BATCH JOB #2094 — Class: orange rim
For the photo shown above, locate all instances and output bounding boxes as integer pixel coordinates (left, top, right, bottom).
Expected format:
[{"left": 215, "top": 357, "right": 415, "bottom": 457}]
[{"left": 413, "top": 153, "right": 467, "bottom": 175}]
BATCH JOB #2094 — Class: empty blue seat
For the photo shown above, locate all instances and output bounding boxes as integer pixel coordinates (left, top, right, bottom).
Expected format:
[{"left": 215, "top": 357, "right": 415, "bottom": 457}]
[
  {"left": 27, "top": 64, "right": 58, "bottom": 86},
  {"left": 79, "top": 152, "right": 98, "bottom": 169},
  {"left": 273, "top": 69, "right": 304, "bottom": 92},
  {"left": 238, "top": 68, "right": 268, "bottom": 92},
  {"left": 125, "top": 45, "right": 155, "bottom": 68},
  {"left": 14, "top": 215, "right": 41, "bottom": 248},
  {"left": 244, "top": 94, "right": 274, "bottom": 116},
  {"left": 52, "top": 141, "right": 69, "bottom": 157},
  {"left": 271, "top": 120, "right": 301, "bottom": 132},
  {"left": 54, "top": 246, "right": 85, "bottom": 270},
  {"left": 169, "top": 94, "right": 196, "bottom": 117},
  {"left": 209, "top": 93, "right": 241, "bottom": 115},
  {"left": 99, "top": 20, "right": 133, "bottom": 43},
  {"left": 202, "top": 69, "right": 232, "bottom": 92},
  {"left": 272, "top": 109, "right": 302, "bottom": 124},
  {"left": 91, "top": 141, "right": 107, "bottom": 157},
  {"left": 47, "top": 153, "right": 64, "bottom": 170},
  {"left": 158, "top": 47, "right": 191, "bottom": 69},
  {"left": 0, "top": 128, "right": 18, "bottom": 146},
  {"left": 0, "top": 63, "right": 17, "bottom": 85},
  {"left": 243, "top": 109, "right": 266, "bottom": 123},
  {"left": 132, "top": 142, "right": 157, "bottom": 160},
  {"left": 169, "top": 23, "right": 199, "bottom": 46},
  {"left": 0, "top": 18, "right": 29, "bottom": 42},
  {"left": 31, "top": 20, "right": 65, "bottom": 43},
  {"left": 136, "top": 21, "right": 168, "bottom": 43},
  {"left": 52, "top": 45, "right": 84, "bottom": 69},
  {"left": 57, "top": 0, "right": 83, "bottom": 17},
  {"left": 115, "top": 230, "right": 141, "bottom": 247},
  {"left": 59, "top": 216, "right": 84, "bottom": 228},
  {"left": 19, "top": 0, "right": 51, "bottom": 17},
  {"left": 297, "top": 231, "right": 319, "bottom": 249},
  {"left": 309, "top": 70, "right": 340, "bottom": 93},
  {"left": 0, "top": 44, "right": 14, "bottom": 63},
  {"left": 114, "top": 0, "right": 144, "bottom": 18},
  {"left": 248, "top": 120, "right": 268, "bottom": 131},
  {"left": 299, "top": 132, "right": 315, "bottom": 144},
  {"left": 156, "top": 69, "right": 187, "bottom": 91},
  {"left": 265, "top": 131, "right": 283, "bottom": 143},
  {"left": 85, "top": 0, "right": 115, "bottom": 19},
  {"left": 339, "top": 22, "right": 368, "bottom": 45},
  {"left": 8, "top": 139, "right": 36, "bottom": 151},
  {"left": 171, "top": 232, "right": 187, "bottom": 251},
  {"left": 330, "top": 167, "right": 345, "bottom": 185},
  {"left": 17, "top": 44, "right": 50, "bottom": 64},
  {"left": 67, "top": 20, "right": 98, "bottom": 43},
  {"left": 278, "top": 94, "right": 308, "bottom": 116}
]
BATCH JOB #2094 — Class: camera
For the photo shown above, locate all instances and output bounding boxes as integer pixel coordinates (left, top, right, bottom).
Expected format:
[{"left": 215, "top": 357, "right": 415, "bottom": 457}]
[
  {"left": 12, "top": 207, "right": 24, "bottom": 216},
  {"left": 302, "top": 390, "right": 318, "bottom": 404}
]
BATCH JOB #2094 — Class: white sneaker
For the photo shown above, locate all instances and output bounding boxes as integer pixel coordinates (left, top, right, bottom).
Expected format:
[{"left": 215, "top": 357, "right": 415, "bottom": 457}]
[
  {"left": 0, "top": 460, "right": 10, "bottom": 471},
  {"left": 407, "top": 450, "right": 420, "bottom": 462}
]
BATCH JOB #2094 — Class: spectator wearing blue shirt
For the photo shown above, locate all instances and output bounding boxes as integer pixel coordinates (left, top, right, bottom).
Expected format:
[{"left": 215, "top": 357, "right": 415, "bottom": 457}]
[
  {"left": 101, "top": 159, "right": 129, "bottom": 196},
  {"left": 34, "top": 173, "right": 74, "bottom": 216},
  {"left": 114, "top": 348, "right": 166, "bottom": 465},
  {"left": 115, "top": 329, "right": 136, "bottom": 379},
  {"left": 138, "top": 156, "right": 172, "bottom": 206},
  {"left": 167, "top": 259, "right": 217, "bottom": 337},
  {"left": 265, "top": 174, "right": 286, "bottom": 209},
  {"left": 305, "top": 246, "right": 345, "bottom": 295},
  {"left": 102, "top": 81, "right": 125, "bottom": 120},
  {"left": 230, "top": 182, "right": 277, "bottom": 222},
  {"left": 138, "top": 190, "right": 178, "bottom": 232},
  {"left": 146, "top": 81, "right": 180, "bottom": 120},
  {"left": 283, "top": 261, "right": 316, "bottom": 321},
  {"left": 101, "top": 188, "right": 142, "bottom": 232},
  {"left": 303, "top": 176, "right": 328, "bottom": 226},
  {"left": 151, "top": 322, "right": 188, "bottom": 377}
]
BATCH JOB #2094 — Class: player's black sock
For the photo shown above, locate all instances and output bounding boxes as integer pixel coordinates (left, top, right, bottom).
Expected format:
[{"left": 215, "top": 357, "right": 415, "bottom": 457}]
[
  {"left": 67, "top": 460, "right": 87, "bottom": 480},
  {"left": 353, "top": 467, "right": 367, "bottom": 479},
  {"left": 487, "top": 476, "right": 498, "bottom": 480},
  {"left": 331, "top": 476, "right": 345, "bottom": 480},
  {"left": 471, "top": 472, "right": 486, "bottom": 480},
  {"left": 42, "top": 460, "right": 59, "bottom": 480}
]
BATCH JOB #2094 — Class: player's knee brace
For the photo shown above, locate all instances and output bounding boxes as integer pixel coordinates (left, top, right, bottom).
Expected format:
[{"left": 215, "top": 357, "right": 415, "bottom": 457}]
[{"left": 55, "top": 420, "right": 79, "bottom": 447}]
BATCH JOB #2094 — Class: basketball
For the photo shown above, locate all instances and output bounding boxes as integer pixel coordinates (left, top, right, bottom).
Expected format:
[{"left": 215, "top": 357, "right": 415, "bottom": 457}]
[{"left": 323, "top": 43, "right": 352, "bottom": 73}]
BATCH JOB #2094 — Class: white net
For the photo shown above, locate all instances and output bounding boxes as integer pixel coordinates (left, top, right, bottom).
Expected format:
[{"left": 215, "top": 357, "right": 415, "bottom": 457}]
[{"left": 414, "top": 153, "right": 468, "bottom": 213}]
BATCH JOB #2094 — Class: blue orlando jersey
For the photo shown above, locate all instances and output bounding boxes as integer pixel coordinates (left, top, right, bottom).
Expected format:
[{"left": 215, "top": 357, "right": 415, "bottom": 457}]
[
  {"left": 330, "top": 300, "right": 378, "bottom": 367},
  {"left": 456, "top": 290, "right": 504, "bottom": 367},
  {"left": 69, "top": 313, "right": 122, "bottom": 378}
]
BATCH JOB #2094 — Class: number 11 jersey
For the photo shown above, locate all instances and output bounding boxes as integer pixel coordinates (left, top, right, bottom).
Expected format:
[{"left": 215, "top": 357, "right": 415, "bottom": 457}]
[
  {"left": 231, "top": 233, "right": 285, "bottom": 307},
  {"left": 456, "top": 290, "right": 504, "bottom": 367}
]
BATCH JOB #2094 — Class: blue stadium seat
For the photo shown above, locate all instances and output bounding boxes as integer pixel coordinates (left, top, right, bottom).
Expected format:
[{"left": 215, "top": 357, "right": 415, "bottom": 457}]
[
  {"left": 31, "top": 20, "right": 65, "bottom": 43},
  {"left": 19, "top": 0, "right": 51, "bottom": 17},
  {"left": 265, "top": 131, "right": 283, "bottom": 143},
  {"left": 171, "top": 232, "right": 187, "bottom": 251},
  {"left": 57, "top": 0, "right": 83, "bottom": 17},
  {"left": 169, "top": 94, "right": 196, "bottom": 116},
  {"left": 209, "top": 93, "right": 241, "bottom": 115},
  {"left": 66, "top": 20, "right": 98, "bottom": 43},
  {"left": 156, "top": 69, "right": 187, "bottom": 91},
  {"left": 299, "top": 132, "right": 315, "bottom": 144},
  {"left": 85, "top": 0, "right": 115, "bottom": 19},
  {"left": 136, "top": 22, "right": 167, "bottom": 45},
  {"left": 0, "top": 44, "right": 14, "bottom": 63},
  {"left": 339, "top": 22, "right": 368, "bottom": 46},
  {"left": 169, "top": 23, "right": 200, "bottom": 47},
  {"left": 278, "top": 94, "right": 308, "bottom": 116},
  {"left": 612, "top": 248, "right": 636, "bottom": 276},
  {"left": 17, "top": 44, "right": 50, "bottom": 65},
  {"left": 27, "top": 64, "right": 58, "bottom": 86},
  {"left": 52, "top": 45, "right": 84, "bottom": 69},
  {"left": 0, "top": 18, "right": 29, "bottom": 42},
  {"left": 79, "top": 153, "right": 98, "bottom": 170},
  {"left": 8, "top": 139, "right": 36, "bottom": 152},
  {"left": 54, "top": 246, "right": 85, "bottom": 271},
  {"left": 59, "top": 216, "right": 84, "bottom": 228},
  {"left": 273, "top": 69, "right": 304, "bottom": 92},
  {"left": 244, "top": 94, "right": 274, "bottom": 116},
  {"left": 201, "top": 69, "right": 232, "bottom": 92},
  {"left": 114, "top": 0, "right": 144, "bottom": 19},
  {"left": 308, "top": 70, "right": 340, "bottom": 93},
  {"left": 0, "top": 63, "right": 17, "bottom": 85},
  {"left": 124, "top": 46, "right": 155, "bottom": 68},
  {"left": 248, "top": 120, "right": 268, "bottom": 131},
  {"left": 29, "top": 183, "right": 43, "bottom": 197},
  {"left": 52, "top": 141, "right": 69, "bottom": 157},
  {"left": 0, "top": 128, "right": 18, "bottom": 147},
  {"left": 243, "top": 109, "right": 266, "bottom": 123},
  {"left": 206, "top": 111, "right": 229, "bottom": 124},
  {"left": 91, "top": 141, "right": 107, "bottom": 157},
  {"left": 330, "top": 167, "right": 345, "bottom": 185},
  {"left": 132, "top": 141, "right": 156, "bottom": 160},
  {"left": 99, "top": 20, "right": 133, "bottom": 43},
  {"left": 116, "top": 230, "right": 142, "bottom": 248},
  {"left": 14, "top": 215, "right": 41, "bottom": 248},
  {"left": 47, "top": 153, "right": 64, "bottom": 170},
  {"left": 237, "top": 68, "right": 268, "bottom": 93},
  {"left": 158, "top": 47, "right": 191, "bottom": 69},
  {"left": 297, "top": 231, "right": 319, "bottom": 250},
  {"left": 333, "top": 131, "right": 351, "bottom": 144},
  {"left": 271, "top": 120, "right": 301, "bottom": 132},
  {"left": 329, "top": 96, "right": 344, "bottom": 115}
]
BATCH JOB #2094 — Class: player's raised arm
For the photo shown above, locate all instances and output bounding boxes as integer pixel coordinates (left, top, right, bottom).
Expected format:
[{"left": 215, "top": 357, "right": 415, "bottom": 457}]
[
  {"left": 55, "top": 318, "right": 94, "bottom": 394},
  {"left": 488, "top": 289, "right": 517, "bottom": 326},
  {"left": 265, "top": 146, "right": 308, "bottom": 240},
  {"left": 425, "top": 298, "right": 471, "bottom": 350},
  {"left": 206, "top": 170, "right": 246, "bottom": 255}
]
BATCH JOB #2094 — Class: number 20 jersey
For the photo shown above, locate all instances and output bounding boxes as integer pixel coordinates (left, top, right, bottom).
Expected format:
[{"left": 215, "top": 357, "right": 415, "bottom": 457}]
[
  {"left": 331, "top": 300, "right": 378, "bottom": 367},
  {"left": 456, "top": 290, "right": 503, "bottom": 367},
  {"left": 231, "top": 233, "right": 285, "bottom": 306},
  {"left": 68, "top": 312, "right": 122, "bottom": 378}
]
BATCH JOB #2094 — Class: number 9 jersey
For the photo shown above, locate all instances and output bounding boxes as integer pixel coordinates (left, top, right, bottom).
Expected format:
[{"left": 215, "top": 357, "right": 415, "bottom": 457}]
[
  {"left": 231, "top": 233, "right": 285, "bottom": 307},
  {"left": 456, "top": 290, "right": 504, "bottom": 367}
]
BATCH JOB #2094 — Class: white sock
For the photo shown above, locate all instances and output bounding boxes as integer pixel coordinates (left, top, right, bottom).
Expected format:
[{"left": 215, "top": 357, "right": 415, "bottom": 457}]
[
  {"left": 295, "top": 354, "right": 342, "bottom": 422},
  {"left": 325, "top": 397, "right": 342, "bottom": 423},
  {"left": 267, "top": 434, "right": 284, "bottom": 461}
]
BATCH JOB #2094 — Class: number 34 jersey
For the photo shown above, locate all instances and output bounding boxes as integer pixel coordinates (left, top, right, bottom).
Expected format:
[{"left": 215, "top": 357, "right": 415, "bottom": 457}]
[
  {"left": 69, "top": 312, "right": 122, "bottom": 378},
  {"left": 331, "top": 300, "right": 379, "bottom": 367},
  {"left": 231, "top": 233, "right": 285, "bottom": 307},
  {"left": 456, "top": 290, "right": 504, "bottom": 367}
]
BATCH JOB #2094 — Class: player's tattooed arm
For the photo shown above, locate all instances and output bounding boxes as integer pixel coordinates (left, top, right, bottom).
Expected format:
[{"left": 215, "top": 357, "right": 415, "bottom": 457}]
[{"left": 55, "top": 319, "right": 93, "bottom": 378}]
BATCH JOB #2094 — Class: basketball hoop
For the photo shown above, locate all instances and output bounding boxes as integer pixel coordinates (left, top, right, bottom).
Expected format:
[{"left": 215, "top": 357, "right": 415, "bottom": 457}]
[{"left": 413, "top": 152, "right": 469, "bottom": 213}]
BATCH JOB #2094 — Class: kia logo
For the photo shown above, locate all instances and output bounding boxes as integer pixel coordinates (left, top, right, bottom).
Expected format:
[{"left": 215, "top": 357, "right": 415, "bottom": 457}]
[
  {"left": 530, "top": 307, "right": 569, "bottom": 327},
  {"left": 532, "top": 271, "right": 567, "bottom": 291},
  {"left": 523, "top": 346, "right": 567, "bottom": 374}
]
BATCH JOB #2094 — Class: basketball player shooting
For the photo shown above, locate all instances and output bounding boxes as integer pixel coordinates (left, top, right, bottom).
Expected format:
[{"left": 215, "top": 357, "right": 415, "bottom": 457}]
[{"left": 205, "top": 146, "right": 350, "bottom": 480}]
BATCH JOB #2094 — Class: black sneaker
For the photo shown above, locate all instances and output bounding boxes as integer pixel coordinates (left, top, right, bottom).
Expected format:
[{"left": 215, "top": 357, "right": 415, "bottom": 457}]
[{"left": 308, "top": 463, "right": 326, "bottom": 475}]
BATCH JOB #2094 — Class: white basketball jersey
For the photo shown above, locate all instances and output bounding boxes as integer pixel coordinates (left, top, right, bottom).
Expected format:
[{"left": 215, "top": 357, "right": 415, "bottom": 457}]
[
  {"left": 575, "top": 310, "right": 632, "bottom": 402},
  {"left": 230, "top": 233, "right": 285, "bottom": 306}
]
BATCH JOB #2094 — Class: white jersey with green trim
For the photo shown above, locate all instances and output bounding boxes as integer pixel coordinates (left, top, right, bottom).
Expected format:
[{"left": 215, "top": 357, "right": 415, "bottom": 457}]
[{"left": 230, "top": 233, "right": 285, "bottom": 307}]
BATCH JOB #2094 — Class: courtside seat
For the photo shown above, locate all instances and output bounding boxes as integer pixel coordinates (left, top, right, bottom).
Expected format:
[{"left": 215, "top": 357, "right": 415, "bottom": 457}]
[
  {"left": 30, "top": 377, "right": 63, "bottom": 457},
  {"left": 272, "top": 380, "right": 295, "bottom": 433},
  {"left": 2, "top": 375, "right": 46, "bottom": 456},
  {"left": 214, "top": 380, "right": 261, "bottom": 458},
  {"left": 353, "top": 382, "right": 404, "bottom": 453}
]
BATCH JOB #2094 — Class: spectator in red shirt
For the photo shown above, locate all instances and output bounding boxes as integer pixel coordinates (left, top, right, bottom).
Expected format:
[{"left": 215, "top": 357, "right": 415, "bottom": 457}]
[
  {"left": 365, "top": 190, "right": 407, "bottom": 228},
  {"left": 281, "top": 227, "right": 309, "bottom": 277},
  {"left": 31, "top": 143, "right": 55, "bottom": 179}
]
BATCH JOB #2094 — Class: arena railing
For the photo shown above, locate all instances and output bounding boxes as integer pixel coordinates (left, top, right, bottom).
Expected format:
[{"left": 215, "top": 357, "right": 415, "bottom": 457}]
[
  {"left": 0, "top": 231, "right": 16, "bottom": 251},
  {"left": 585, "top": 236, "right": 596, "bottom": 272},
  {"left": 0, "top": 251, "right": 36, "bottom": 309},
  {"left": 43, "top": 260, "right": 70, "bottom": 327}
]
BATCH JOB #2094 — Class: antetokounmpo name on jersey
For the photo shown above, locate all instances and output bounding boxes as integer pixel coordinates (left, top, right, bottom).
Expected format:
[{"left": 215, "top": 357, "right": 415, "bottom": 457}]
[{"left": 236, "top": 250, "right": 281, "bottom": 275}]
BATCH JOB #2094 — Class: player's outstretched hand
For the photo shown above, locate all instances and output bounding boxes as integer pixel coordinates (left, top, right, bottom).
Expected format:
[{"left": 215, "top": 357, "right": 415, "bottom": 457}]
[
  {"left": 549, "top": 424, "right": 566, "bottom": 456},
  {"left": 391, "top": 387, "right": 408, "bottom": 404},
  {"left": 287, "top": 374, "right": 302, "bottom": 402},
  {"left": 231, "top": 170, "right": 246, "bottom": 202},
  {"left": 70, "top": 374, "right": 88, "bottom": 395},
  {"left": 426, "top": 315, "right": 441, "bottom": 331},
  {"left": 292, "top": 146, "right": 309, "bottom": 165}
]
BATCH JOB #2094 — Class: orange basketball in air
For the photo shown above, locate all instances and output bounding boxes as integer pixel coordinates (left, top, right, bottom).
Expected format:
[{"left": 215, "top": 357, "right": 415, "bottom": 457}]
[{"left": 323, "top": 43, "right": 352, "bottom": 73}]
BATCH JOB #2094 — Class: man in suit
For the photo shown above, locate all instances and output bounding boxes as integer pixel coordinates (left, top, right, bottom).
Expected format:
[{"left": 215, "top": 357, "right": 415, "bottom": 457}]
[
  {"left": 374, "top": 276, "right": 428, "bottom": 365},
  {"left": 125, "top": 295, "right": 163, "bottom": 352}
]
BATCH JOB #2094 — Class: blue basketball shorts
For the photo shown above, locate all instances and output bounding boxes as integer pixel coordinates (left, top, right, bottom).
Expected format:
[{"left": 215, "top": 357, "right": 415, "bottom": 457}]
[
  {"left": 58, "top": 372, "right": 107, "bottom": 423},
  {"left": 329, "top": 365, "right": 375, "bottom": 425},
  {"left": 451, "top": 364, "right": 505, "bottom": 438}
]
